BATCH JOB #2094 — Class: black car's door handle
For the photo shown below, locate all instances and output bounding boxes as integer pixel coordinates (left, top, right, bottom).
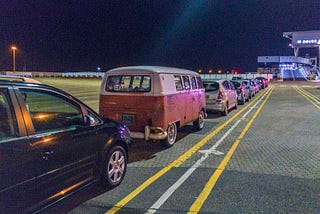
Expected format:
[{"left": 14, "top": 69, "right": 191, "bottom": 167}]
[{"left": 41, "top": 151, "right": 54, "bottom": 160}]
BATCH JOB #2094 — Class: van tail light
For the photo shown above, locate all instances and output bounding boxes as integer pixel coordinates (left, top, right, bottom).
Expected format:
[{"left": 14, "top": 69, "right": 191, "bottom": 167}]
[{"left": 217, "top": 91, "right": 223, "bottom": 100}]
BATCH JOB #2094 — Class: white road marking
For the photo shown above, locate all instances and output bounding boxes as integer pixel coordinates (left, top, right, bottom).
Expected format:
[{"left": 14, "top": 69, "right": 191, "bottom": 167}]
[{"left": 145, "top": 87, "right": 273, "bottom": 214}]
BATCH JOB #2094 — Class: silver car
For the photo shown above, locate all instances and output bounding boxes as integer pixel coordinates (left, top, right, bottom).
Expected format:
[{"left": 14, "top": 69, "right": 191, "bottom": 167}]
[{"left": 204, "top": 79, "right": 237, "bottom": 116}]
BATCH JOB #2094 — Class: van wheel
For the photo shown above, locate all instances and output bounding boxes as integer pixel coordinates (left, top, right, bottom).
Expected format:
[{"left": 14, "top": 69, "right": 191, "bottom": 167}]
[
  {"left": 193, "top": 110, "right": 205, "bottom": 131},
  {"left": 99, "top": 145, "right": 127, "bottom": 189},
  {"left": 161, "top": 123, "right": 177, "bottom": 147}
]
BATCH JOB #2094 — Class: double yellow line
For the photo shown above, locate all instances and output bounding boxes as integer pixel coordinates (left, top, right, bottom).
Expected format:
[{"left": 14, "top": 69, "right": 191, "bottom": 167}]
[
  {"left": 188, "top": 87, "right": 274, "bottom": 213},
  {"left": 293, "top": 86, "right": 320, "bottom": 111},
  {"left": 106, "top": 87, "right": 273, "bottom": 214}
]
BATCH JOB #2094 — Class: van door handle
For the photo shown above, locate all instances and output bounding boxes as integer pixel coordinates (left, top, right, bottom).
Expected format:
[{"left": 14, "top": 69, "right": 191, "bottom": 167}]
[{"left": 41, "top": 151, "right": 54, "bottom": 160}]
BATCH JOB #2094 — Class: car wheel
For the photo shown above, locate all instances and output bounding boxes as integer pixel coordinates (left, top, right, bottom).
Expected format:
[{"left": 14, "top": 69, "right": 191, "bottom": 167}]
[
  {"left": 193, "top": 110, "right": 205, "bottom": 131},
  {"left": 234, "top": 101, "right": 238, "bottom": 110},
  {"left": 100, "top": 145, "right": 127, "bottom": 188},
  {"left": 161, "top": 122, "right": 177, "bottom": 147}
]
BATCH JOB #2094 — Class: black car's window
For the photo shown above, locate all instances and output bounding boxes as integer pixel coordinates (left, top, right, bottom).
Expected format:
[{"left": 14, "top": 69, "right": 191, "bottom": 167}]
[
  {"left": 20, "top": 89, "right": 84, "bottom": 134},
  {"left": 182, "top": 76, "right": 190, "bottom": 90},
  {"left": 0, "top": 90, "right": 17, "bottom": 141},
  {"left": 204, "top": 82, "right": 219, "bottom": 92},
  {"left": 106, "top": 75, "right": 151, "bottom": 92}
]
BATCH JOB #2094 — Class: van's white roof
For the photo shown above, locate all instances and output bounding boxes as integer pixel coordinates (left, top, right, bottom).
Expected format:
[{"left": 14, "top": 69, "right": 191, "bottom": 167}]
[{"left": 106, "top": 66, "right": 198, "bottom": 75}]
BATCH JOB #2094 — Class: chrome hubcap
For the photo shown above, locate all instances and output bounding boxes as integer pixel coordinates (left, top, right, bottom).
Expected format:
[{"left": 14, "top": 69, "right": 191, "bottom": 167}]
[{"left": 108, "top": 151, "right": 125, "bottom": 183}]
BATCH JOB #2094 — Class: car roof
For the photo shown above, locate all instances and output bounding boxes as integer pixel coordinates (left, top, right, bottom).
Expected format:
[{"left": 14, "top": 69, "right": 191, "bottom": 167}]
[
  {"left": 106, "top": 66, "right": 198, "bottom": 75},
  {"left": 203, "top": 79, "right": 224, "bottom": 82},
  {"left": 0, "top": 75, "right": 42, "bottom": 84}
]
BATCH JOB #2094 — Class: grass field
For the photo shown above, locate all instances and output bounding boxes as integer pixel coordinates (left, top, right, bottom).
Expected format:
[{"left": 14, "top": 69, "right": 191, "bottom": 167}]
[{"left": 35, "top": 78, "right": 102, "bottom": 112}]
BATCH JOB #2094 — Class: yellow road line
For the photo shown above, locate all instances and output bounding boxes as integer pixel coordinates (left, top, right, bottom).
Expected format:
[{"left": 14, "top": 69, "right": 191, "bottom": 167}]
[
  {"left": 293, "top": 86, "right": 320, "bottom": 111},
  {"left": 188, "top": 87, "right": 274, "bottom": 213},
  {"left": 298, "top": 87, "right": 320, "bottom": 101},
  {"left": 105, "top": 88, "right": 270, "bottom": 214}
]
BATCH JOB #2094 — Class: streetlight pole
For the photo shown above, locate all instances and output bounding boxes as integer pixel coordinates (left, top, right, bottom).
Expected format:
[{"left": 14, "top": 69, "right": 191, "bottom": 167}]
[{"left": 11, "top": 46, "right": 17, "bottom": 72}]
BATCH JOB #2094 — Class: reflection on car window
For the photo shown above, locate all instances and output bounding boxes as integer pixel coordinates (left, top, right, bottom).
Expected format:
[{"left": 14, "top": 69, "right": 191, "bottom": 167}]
[
  {"left": 182, "top": 76, "right": 190, "bottom": 90},
  {"left": 190, "top": 76, "right": 197, "bottom": 89},
  {"left": 106, "top": 75, "right": 151, "bottom": 92},
  {"left": 20, "top": 89, "right": 84, "bottom": 134},
  {"left": 174, "top": 75, "right": 183, "bottom": 91},
  {"left": 204, "top": 82, "right": 219, "bottom": 92},
  {"left": 0, "top": 90, "right": 17, "bottom": 141}
]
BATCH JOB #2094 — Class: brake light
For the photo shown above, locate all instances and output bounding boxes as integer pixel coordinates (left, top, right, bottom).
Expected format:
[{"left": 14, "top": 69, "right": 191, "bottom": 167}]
[{"left": 217, "top": 91, "right": 223, "bottom": 100}]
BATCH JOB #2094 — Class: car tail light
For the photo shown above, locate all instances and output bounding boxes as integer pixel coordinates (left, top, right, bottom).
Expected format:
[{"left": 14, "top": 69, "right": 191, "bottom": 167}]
[{"left": 217, "top": 91, "right": 223, "bottom": 100}]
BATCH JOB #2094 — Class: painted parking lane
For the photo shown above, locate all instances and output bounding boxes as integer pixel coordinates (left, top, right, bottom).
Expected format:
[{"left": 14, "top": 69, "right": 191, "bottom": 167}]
[
  {"left": 192, "top": 84, "right": 319, "bottom": 213},
  {"left": 188, "top": 87, "right": 274, "bottom": 213},
  {"left": 293, "top": 86, "right": 320, "bottom": 110},
  {"left": 102, "top": 87, "right": 272, "bottom": 213}
]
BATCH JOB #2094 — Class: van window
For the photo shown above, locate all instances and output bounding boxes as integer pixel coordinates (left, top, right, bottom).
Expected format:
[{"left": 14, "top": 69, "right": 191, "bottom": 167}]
[
  {"left": 174, "top": 76, "right": 183, "bottom": 91},
  {"left": 196, "top": 77, "right": 204, "bottom": 89},
  {"left": 190, "top": 76, "right": 197, "bottom": 89},
  {"left": 106, "top": 75, "right": 151, "bottom": 92},
  {"left": 182, "top": 76, "right": 190, "bottom": 90}
]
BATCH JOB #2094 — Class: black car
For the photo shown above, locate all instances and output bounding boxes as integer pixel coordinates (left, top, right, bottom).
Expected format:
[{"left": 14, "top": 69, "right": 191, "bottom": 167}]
[{"left": 0, "top": 76, "right": 131, "bottom": 213}]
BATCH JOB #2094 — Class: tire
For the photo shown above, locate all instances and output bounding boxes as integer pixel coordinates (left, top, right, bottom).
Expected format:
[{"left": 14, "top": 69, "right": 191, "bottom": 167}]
[
  {"left": 99, "top": 145, "right": 127, "bottom": 188},
  {"left": 161, "top": 123, "right": 177, "bottom": 147},
  {"left": 193, "top": 110, "right": 205, "bottom": 131}
]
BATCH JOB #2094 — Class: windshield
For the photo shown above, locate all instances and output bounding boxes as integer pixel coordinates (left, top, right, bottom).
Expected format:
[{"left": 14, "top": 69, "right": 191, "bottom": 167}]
[{"left": 204, "top": 82, "right": 219, "bottom": 92}]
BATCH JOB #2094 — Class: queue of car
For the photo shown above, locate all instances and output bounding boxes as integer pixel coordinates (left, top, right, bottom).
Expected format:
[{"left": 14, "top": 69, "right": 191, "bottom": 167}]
[
  {"left": 0, "top": 70, "right": 269, "bottom": 213},
  {"left": 204, "top": 76, "right": 268, "bottom": 115}
]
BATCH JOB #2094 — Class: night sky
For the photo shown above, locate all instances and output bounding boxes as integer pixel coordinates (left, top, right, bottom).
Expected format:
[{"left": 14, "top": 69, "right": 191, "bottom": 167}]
[{"left": 1, "top": 0, "right": 319, "bottom": 73}]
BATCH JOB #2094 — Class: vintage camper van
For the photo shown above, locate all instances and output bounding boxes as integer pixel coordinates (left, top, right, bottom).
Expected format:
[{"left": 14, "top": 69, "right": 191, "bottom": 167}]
[{"left": 99, "top": 66, "right": 206, "bottom": 147}]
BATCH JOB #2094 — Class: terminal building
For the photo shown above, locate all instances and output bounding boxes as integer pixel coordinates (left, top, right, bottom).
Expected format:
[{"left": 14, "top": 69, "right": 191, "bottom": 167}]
[{"left": 258, "top": 30, "right": 320, "bottom": 81}]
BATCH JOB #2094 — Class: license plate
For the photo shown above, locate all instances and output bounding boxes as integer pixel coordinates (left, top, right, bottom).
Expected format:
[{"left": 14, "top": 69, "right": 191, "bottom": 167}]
[{"left": 121, "top": 114, "right": 134, "bottom": 125}]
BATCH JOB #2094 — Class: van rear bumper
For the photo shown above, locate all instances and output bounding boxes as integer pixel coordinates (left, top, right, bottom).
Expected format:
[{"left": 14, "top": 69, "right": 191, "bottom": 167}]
[{"left": 130, "top": 126, "right": 167, "bottom": 140}]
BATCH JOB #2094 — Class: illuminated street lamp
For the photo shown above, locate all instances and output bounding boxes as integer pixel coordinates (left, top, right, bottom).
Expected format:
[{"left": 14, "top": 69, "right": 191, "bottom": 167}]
[
  {"left": 198, "top": 69, "right": 202, "bottom": 73},
  {"left": 11, "top": 46, "right": 17, "bottom": 72}
]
